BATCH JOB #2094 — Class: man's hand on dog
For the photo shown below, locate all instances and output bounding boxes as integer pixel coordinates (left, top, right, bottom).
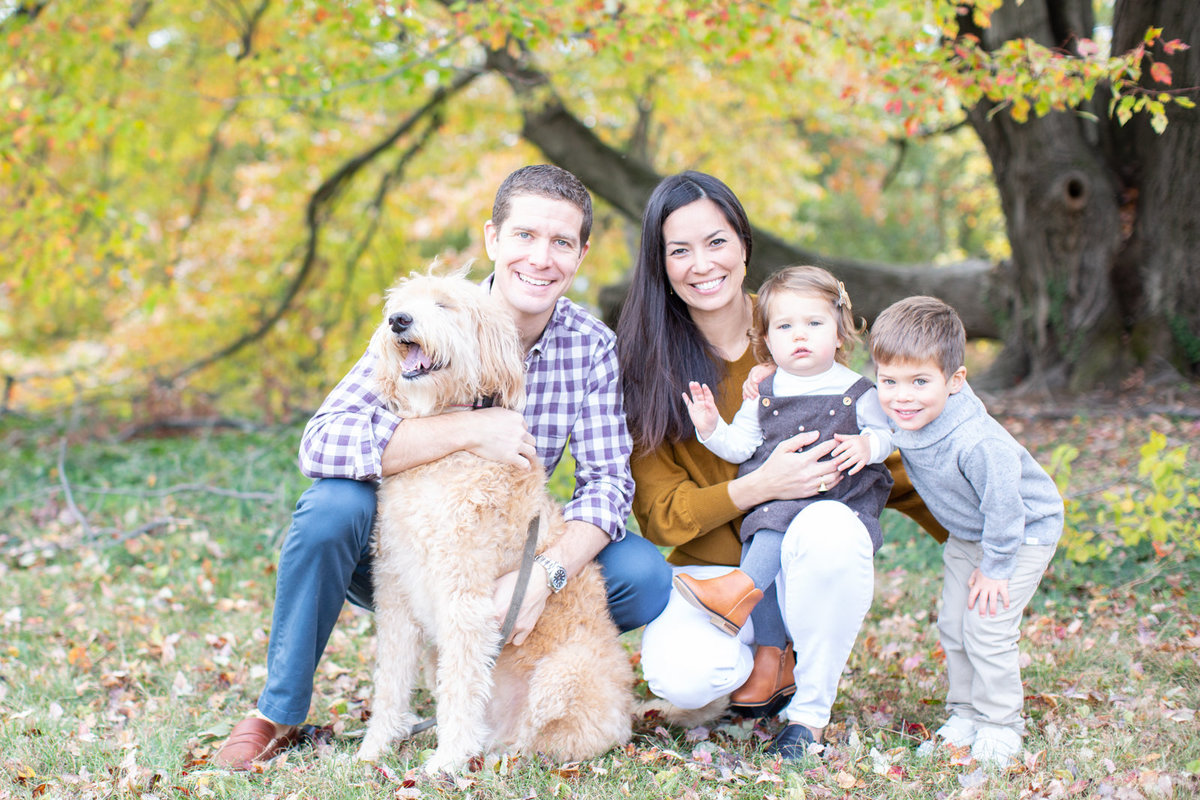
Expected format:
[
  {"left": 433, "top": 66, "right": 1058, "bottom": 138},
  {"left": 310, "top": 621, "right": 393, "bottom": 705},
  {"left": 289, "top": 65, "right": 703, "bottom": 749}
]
[
  {"left": 492, "top": 568, "right": 550, "bottom": 646},
  {"left": 463, "top": 407, "right": 538, "bottom": 470}
]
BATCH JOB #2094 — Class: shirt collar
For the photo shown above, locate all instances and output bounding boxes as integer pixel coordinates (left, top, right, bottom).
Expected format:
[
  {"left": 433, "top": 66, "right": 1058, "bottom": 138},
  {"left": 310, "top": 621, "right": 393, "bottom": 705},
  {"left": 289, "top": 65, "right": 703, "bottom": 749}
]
[{"left": 480, "top": 272, "right": 559, "bottom": 362}]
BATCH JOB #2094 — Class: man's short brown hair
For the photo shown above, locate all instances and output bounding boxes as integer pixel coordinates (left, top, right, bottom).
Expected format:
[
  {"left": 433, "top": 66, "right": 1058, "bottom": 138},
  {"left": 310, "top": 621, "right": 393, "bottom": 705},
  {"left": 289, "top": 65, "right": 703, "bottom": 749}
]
[{"left": 491, "top": 164, "right": 593, "bottom": 245}]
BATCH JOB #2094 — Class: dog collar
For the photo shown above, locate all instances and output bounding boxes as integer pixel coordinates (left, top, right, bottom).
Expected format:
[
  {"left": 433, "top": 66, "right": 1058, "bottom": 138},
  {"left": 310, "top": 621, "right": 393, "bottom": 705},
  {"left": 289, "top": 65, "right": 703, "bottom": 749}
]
[{"left": 448, "top": 396, "right": 497, "bottom": 410}]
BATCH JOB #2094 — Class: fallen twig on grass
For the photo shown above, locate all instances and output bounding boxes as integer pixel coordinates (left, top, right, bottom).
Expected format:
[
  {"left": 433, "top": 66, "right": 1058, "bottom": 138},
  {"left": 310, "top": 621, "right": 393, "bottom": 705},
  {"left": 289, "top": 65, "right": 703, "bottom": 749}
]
[
  {"left": 57, "top": 435, "right": 95, "bottom": 541},
  {"left": 77, "top": 483, "right": 278, "bottom": 502}
]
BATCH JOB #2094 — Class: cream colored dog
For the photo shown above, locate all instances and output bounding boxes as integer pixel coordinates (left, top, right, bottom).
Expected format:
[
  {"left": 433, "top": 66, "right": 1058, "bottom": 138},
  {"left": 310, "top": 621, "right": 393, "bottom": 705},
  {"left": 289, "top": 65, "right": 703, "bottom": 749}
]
[{"left": 355, "top": 268, "right": 633, "bottom": 773}]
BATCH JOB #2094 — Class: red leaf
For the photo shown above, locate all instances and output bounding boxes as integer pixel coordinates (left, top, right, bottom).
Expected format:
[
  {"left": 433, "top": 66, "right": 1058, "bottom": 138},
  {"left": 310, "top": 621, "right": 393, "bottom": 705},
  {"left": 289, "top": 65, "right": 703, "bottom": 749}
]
[
  {"left": 1163, "top": 39, "right": 1190, "bottom": 55},
  {"left": 1150, "top": 61, "right": 1173, "bottom": 85}
]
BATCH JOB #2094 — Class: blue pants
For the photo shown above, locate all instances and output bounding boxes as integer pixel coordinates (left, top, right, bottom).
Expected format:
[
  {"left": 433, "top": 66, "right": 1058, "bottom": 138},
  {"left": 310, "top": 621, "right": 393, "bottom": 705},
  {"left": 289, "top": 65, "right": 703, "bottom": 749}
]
[{"left": 257, "top": 478, "right": 672, "bottom": 726}]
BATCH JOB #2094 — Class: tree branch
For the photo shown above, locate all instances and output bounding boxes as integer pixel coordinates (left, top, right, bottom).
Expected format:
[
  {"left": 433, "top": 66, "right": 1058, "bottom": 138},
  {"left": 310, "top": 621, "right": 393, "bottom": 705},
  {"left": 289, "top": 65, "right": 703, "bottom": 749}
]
[
  {"left": 236, "top": 0, "right": 270, "bottom": 61},
  {"left": 166, "top": 69, "right": 481, "bottom": 383},
  {"left": 484, "top": 47, "right": 1004, "bottom": 337},
  {"left": 1, "top": 1, "right": 51, "bottom": 29},
  {"left": 76, "top": 483, "right": 278, "bottom": 502},
  {"left": 57, "top": 436, "right": 95, "bottom": 540},
  {"left": 332, "top": 112, "right": 443, "bottom": 335},
  {"left": 882, "top": 118, "right": 970, "bottom": 189},
  {"left": 172, "top": 99, "right": 241, "bottom": 266}
]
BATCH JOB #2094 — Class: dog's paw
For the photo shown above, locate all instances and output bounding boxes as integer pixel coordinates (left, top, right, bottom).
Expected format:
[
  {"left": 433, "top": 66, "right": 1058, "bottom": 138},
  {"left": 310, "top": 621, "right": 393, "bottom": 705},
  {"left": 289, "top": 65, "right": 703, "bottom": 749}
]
[
  {"left": 355, "top": 742, "right": 384, "bottom": 762},
  {"left": 421, "top": 749, "right": 466, "bottom": 775},
  {"left": 356, "top": 730, "right": 392, "bottom": 763}
]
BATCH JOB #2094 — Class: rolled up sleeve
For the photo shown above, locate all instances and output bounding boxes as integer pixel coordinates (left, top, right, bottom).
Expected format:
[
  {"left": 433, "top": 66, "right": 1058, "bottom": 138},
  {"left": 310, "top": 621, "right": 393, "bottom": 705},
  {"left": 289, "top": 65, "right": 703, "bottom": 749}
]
[
  {"left": 298, "top": 351, "right": 402, "bottom": 481},
  {"left": 561, "top": 339, "right": 634, "bottom": 540}
]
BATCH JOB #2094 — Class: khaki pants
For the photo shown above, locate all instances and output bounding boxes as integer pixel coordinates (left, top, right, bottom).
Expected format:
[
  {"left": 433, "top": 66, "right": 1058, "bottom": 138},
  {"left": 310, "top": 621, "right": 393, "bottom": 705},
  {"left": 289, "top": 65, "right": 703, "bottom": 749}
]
[{"left": 939, "top": 537, "right": 1056, "bottom": 735}]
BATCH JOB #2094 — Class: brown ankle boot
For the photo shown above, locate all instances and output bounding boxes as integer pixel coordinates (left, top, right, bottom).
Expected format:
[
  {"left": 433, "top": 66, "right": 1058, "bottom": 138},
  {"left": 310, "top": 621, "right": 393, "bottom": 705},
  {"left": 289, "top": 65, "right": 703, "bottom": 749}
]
[
  {"left": 730, "top": 642, "right": 796, "bottom": 717},
  {"left": 673, "top": 569, "right": 763, "bottom": 636}
]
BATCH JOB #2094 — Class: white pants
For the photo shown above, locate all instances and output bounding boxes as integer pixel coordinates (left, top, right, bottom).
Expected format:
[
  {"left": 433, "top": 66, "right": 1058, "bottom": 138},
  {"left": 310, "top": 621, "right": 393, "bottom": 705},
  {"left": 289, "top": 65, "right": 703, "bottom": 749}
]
[{"left": 641, "top": 501, "right": 875, "bottom": 729}]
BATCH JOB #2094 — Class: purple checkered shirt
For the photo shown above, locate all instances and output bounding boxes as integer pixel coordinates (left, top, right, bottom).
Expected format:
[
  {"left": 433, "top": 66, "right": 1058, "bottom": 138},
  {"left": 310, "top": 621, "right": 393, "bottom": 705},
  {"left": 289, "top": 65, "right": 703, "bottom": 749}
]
[{"left": 298, "top": 291, "right": 634, "bottom": 540}]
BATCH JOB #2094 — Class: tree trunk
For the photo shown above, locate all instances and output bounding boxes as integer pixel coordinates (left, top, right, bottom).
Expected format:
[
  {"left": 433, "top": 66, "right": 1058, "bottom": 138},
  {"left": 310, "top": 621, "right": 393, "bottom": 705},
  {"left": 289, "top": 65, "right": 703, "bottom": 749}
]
[
  {"left": 961, "top": 0, "right": 1200, "bottom": 391},
  {"left": 511, "top": 91, "right": 1003, "bottom": 339},
  {"left": 490, "top": 0, "right": 1200, "bottom": 392},
  {"left": 1108, "top": 0, "right": 1200, "bottom": 382}
]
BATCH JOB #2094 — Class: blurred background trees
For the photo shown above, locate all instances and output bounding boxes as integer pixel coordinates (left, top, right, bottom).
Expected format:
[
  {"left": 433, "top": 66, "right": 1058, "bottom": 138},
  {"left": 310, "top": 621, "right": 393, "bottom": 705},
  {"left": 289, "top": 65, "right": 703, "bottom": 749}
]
[{"left": 2, "top": 0, "right": 1196, "bottom": 427}]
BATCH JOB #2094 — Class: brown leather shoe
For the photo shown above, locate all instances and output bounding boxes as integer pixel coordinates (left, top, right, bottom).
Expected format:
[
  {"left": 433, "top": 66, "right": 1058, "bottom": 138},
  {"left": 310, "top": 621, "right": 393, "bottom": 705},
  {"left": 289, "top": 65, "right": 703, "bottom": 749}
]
[
  {"left": 212, "top": 717, "right": 301, "bottom": 770},
  {"left": 730, "top": 642, "right": 796, "bottom": 717},
  {"left": 673, "top": 569, "right": 763, "bottom": 636}
]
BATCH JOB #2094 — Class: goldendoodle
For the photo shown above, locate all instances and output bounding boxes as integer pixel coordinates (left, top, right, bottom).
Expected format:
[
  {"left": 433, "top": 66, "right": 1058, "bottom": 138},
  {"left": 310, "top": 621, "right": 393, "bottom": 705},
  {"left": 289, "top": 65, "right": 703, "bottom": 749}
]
[{"left": 355, "top": 267, "right": 633, "bottom": 773}]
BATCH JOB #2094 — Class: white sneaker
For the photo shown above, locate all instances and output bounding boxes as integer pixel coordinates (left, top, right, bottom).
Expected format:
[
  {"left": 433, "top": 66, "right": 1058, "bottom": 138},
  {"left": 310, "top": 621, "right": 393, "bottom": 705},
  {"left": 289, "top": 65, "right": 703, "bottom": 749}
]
[
  {"left": 971, "top": 726, "right": 1022, "bottom": 767},
  {"left": 935, "top": 715, "right": 977, "bottom": 747}
]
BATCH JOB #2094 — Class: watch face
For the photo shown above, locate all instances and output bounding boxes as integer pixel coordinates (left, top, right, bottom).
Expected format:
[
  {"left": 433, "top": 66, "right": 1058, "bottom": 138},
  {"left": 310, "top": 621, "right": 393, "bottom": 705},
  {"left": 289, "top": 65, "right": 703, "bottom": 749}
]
[
  {"left": 537, "top": 555, "right": 567, "bottom": 592},
  {"left": 549, "top": 567, "right": 567, "bottom": 591}
]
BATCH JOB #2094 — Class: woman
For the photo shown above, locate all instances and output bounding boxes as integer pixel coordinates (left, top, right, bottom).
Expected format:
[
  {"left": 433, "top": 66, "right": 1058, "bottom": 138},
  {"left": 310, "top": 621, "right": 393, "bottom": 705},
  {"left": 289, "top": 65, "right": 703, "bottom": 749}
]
[{"left": 616, "top": 171, "right": 945, "bottom": 758}]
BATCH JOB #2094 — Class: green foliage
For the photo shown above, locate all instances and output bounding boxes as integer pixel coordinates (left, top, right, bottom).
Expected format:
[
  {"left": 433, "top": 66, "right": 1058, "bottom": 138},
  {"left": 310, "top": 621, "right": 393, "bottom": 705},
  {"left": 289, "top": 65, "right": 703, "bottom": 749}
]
[
  {"left": 1168, "top": 314, "right": 1200, "bottom": 367},
  {"left": 1051, "top": 433, "right": 1200, "bottom": 563},
  {"left": 0, "top": 421, "right": 1197, "bottom": 798},
  {"left": 3, "top": 0, "right": 1191, "bottom": 425},
  {"left": 4, "top": 420, "right": 1200, "bottom": 796}
]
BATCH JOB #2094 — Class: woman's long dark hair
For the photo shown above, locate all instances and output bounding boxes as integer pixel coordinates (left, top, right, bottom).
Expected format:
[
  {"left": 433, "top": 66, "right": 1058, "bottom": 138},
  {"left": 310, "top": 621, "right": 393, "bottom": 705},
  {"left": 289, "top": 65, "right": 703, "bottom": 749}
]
[{"left": 616, "top": 171, "right": 753, "bottom": 453}]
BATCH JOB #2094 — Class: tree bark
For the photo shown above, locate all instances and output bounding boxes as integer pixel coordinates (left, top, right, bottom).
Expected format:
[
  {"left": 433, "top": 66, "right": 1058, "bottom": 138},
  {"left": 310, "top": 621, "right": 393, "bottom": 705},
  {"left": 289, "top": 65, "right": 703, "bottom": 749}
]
[
  {"left": 959, "top": 0, "right": 1199, "bottom": 390},
  {"left": 957, "top": 0, "right": 1120, "bottom": 390},
  {"left": 490, "top": 0, "right": 1199, "bottom": 391},
  {"left": 1108, "top": 0, "right": 1200, "bottom": 380}
]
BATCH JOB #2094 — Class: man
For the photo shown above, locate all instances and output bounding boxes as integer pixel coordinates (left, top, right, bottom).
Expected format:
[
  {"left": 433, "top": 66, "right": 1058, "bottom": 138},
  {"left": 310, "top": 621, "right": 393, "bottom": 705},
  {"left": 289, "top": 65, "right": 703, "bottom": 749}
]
[{"left": 213, "top": 165, "right": 671, "bottom": 769}]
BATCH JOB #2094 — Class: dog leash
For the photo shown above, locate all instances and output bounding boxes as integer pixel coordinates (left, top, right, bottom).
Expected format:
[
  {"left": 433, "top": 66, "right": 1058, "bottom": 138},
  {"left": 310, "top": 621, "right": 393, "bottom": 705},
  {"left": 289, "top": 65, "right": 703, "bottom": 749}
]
[{"left": 408, "top": 511, "right": 542, "bottom": 735}]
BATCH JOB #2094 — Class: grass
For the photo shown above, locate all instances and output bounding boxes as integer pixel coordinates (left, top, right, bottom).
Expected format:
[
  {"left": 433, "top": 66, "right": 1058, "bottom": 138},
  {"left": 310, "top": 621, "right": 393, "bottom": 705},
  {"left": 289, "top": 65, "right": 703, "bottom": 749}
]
[{"left": 2, "top": 415, "right": 1199, "bottom": 799}]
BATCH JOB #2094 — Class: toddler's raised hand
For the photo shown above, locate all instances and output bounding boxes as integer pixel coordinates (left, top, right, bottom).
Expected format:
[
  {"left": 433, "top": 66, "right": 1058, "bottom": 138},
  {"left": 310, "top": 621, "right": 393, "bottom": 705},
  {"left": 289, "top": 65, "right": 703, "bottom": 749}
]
[
  {"left": 682, "top": 381, "right": 720, "bottom": 440},
  {"left": 832, "top": 432, "right": 871, "bottom": 475}
]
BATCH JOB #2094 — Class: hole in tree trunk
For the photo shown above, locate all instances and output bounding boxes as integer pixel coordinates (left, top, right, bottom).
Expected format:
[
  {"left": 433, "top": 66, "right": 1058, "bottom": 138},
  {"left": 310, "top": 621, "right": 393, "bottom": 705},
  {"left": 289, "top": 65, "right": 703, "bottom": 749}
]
[{"left": 1062, "top": 172, "right": 1089, "bottom": 211}]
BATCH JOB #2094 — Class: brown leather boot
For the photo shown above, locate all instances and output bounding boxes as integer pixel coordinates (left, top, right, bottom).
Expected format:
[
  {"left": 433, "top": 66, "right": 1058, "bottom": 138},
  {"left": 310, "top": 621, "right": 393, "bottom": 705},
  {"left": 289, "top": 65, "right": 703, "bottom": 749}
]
[
  {"left": 673, "top": 569, "right": 763, "bottom": 636},
  {"left": 730, "top": 642, "right": 796, "bottom": 717}
]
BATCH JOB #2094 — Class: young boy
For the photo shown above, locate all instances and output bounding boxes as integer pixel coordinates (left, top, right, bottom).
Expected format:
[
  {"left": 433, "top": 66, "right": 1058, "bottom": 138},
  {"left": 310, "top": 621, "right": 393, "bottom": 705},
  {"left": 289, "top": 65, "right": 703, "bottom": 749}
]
[{"left": 870, "top": 296, "right": 1062, "bottom": 767}]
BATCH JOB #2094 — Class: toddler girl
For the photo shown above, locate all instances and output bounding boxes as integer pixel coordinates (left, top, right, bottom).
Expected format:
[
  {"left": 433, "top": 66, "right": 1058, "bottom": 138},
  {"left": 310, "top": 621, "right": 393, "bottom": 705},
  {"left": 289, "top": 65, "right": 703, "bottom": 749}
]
[{"left": 676, "top": 265, "right": 894, "bottom": 712}]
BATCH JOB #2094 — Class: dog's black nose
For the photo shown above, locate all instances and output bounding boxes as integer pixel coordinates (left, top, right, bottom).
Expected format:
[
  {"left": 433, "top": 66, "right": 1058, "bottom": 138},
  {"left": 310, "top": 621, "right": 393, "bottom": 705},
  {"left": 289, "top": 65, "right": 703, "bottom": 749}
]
[{"left": 389, "top": 312, "right": 413, "bottom": 333}]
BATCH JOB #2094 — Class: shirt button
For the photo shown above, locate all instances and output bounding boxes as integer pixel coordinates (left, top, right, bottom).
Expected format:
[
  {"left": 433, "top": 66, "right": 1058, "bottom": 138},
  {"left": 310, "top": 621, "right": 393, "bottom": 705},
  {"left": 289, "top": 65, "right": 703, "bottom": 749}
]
[
  {"left": 829, "top": 409, "right": 836, "bottom": 415},
  {"left": 798, "top": 425, "right": 805, "bottom": 431}
]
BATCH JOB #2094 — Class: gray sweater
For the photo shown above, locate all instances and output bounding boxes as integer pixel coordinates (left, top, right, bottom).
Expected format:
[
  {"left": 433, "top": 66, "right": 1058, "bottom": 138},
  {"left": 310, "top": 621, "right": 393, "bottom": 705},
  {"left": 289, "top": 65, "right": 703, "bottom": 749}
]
[{"left": 892, "top": 383, "right": 1063, "bottom": 579}]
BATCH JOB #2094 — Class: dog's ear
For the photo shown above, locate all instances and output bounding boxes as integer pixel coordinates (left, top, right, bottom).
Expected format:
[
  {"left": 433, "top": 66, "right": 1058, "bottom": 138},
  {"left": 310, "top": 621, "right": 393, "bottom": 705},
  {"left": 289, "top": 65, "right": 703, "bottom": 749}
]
[
  {"left": 425, "top": 258, "right": 472, "bottom": 280},
  {"left": 473, "top": 296, "right": 526, "bottom": 410}
]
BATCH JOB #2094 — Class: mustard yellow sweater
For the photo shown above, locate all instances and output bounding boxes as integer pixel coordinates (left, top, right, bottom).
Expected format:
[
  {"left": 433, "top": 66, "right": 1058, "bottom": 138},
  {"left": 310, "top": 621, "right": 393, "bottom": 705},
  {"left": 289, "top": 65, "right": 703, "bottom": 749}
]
[{"left": 631, "top": 348, "right": 947, "bottom": 568}]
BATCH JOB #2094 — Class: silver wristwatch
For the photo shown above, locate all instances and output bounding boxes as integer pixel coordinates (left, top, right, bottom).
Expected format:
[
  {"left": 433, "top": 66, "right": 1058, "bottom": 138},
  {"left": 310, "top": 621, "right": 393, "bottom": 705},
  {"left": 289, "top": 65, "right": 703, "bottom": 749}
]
[{"left": 534, "top": 554, "right": 567, "bottom": 593}]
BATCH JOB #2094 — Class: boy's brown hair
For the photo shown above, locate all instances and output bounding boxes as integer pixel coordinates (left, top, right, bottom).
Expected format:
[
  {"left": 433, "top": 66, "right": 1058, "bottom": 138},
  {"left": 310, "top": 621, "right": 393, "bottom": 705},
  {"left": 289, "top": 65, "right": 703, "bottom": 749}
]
[
  {"left": 751, "top": 265, "right": 864, "bottom": 366},
  {"left": 870, "top": 295, "right": 966, "bottom": 378}
]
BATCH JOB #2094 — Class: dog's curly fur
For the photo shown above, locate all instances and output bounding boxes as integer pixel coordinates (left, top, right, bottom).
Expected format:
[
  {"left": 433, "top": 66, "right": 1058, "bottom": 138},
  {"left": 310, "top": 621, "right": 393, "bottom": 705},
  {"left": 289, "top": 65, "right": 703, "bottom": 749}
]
[{"left": 355, "top": 267, "right": 633, "bottom": 773}]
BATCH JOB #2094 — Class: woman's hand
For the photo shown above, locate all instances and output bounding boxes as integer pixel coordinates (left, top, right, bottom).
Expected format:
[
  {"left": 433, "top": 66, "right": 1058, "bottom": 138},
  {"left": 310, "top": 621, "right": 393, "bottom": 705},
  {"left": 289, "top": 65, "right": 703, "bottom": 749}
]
[
  {"left": 741, "top": 363, "right": 777, "bottom": 400},
  {"left": 728, "top": 430, "right": 843, "bottom": 511}
]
